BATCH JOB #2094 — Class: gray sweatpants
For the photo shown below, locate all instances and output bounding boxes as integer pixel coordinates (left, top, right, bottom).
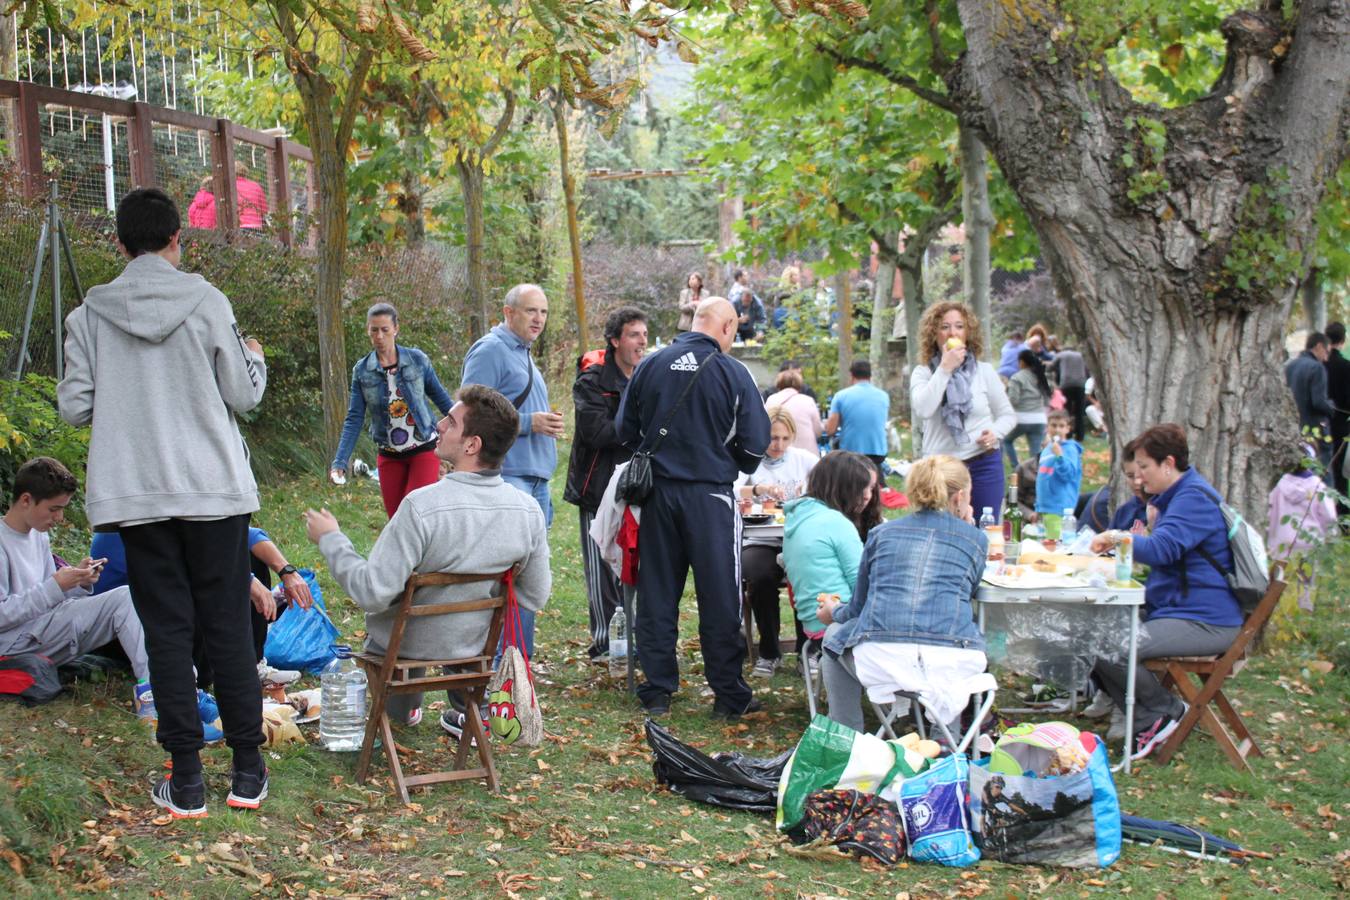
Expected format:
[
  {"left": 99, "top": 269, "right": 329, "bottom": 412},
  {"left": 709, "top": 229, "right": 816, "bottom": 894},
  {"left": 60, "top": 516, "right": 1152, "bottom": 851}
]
[
  {"left": 1092, "top": 616, "right": 1239, "bottom": 732},
  {"left": 820, "top": 634, "right": 962, "bottom": 738},
  {"left": 0, "top": 586, "right": 149, "bottom": 681}
]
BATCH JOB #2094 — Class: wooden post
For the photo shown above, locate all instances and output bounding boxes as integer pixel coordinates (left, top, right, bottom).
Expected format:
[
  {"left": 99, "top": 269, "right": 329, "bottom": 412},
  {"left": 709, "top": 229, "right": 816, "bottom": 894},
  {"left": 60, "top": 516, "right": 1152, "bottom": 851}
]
[
  {"left": 15, "top": 81, "right": 42, "bottom": 200},
  {"left": 272, "top": 137, "right": 292, "bottom": 248},
  {"left": 127, "top": 102, "right": 157, "bottom": 188},
  {"left": 213, "top": 119, "right": 238, "bottom": 236}
]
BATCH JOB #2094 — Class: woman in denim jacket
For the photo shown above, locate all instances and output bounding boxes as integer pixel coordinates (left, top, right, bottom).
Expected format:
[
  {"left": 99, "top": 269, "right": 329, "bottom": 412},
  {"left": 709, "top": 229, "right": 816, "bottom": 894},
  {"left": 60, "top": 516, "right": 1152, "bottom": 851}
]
[
  {"left": 330, "top": 303, "right": 454, "bottom": 517},
  {"left": 818, "top": 455, "right": 988, "bottom": 734}
]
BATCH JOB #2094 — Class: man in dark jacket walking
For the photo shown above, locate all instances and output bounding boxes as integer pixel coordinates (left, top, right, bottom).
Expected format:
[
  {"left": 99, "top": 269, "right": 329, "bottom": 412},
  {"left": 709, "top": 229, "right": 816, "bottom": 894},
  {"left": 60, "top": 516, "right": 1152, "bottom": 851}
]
[
  {"left": 617, "top": 298, "right": 770, "bottom": 720},
  {"left": 564, "top": 307, "right": 648, "bottom": 662},
  {"left": 1050, "top": 346, "right": 1089, "bottom": 441},
  {"left": 1324, "top": 322, "right": 1350, "bottom": 502},
  {"left": 1286, "top": 332, "right": 1335, "bottom": 476}
]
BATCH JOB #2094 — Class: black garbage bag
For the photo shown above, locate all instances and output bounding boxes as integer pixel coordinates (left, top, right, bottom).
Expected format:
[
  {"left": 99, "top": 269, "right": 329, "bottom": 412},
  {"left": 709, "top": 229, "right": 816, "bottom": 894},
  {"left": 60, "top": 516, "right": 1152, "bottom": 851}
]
[{"left": 646, "top": 719, "right": 789, "bottom": 814}]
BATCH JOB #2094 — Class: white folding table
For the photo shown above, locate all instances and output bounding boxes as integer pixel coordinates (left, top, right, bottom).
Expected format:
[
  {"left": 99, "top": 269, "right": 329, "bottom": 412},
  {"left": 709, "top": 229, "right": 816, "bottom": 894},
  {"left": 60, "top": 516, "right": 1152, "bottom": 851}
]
[{"left": 975, "top": 578, "right": 1145, "bottom": 774}]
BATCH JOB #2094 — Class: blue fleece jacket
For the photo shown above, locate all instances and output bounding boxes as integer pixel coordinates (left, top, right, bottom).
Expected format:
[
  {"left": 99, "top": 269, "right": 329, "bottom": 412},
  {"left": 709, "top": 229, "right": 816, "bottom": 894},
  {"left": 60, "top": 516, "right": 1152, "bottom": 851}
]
[
  {"left": 1035, "top": 439, "right": 1083, "bottom": 516},
  {"left": 781, "top": 497, "right": 863, "bottom": 636},
  {"left": 1133, "top": 468, "right": 1242, "bottom": 626},
  {"left": 461, "top": 324, "right": 556, "bottom": 480}
]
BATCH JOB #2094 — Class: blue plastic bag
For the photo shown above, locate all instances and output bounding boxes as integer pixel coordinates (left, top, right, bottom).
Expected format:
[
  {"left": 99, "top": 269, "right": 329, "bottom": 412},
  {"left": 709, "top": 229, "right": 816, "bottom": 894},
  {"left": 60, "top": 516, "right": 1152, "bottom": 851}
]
[
  {"left": 262, "top": 569, "right": 339, "bottom": 674},
  {"left": 899, "top": 754, "right": 980, "bottom": 867},
  {"left": 970, "top": 730, "right": 1121, "bottom": 868}
]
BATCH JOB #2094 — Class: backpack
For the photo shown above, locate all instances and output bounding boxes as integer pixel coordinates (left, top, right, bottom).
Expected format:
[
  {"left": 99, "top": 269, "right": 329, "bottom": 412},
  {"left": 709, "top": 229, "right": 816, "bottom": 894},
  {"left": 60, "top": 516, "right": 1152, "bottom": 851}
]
[
  {"left": 576, "top": 348, "right": 606, "bottom": 374},
  {"left": 1196, "top": 489, "right": 1271, "bottom": 614},
  {"left": 0, "top": 653, "right": 64, "bottom": 706}
]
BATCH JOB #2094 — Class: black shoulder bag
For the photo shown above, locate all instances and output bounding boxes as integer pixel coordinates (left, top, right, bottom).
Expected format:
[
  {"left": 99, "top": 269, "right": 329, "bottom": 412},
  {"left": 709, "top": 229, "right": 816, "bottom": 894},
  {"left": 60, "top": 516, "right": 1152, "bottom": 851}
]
[{"left": 616, "top": 352, "right": 713, "bottom": 505}]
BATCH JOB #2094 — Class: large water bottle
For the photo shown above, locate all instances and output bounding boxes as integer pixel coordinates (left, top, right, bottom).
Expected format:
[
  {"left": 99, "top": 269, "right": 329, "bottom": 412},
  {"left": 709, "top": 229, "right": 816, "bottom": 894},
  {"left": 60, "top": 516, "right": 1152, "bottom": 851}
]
[
  {"left": 319, "top": 645, "right": 367, "bottom": 751},
  {"left": 608, "top": 607, "right": 628, "bottom": 680}
]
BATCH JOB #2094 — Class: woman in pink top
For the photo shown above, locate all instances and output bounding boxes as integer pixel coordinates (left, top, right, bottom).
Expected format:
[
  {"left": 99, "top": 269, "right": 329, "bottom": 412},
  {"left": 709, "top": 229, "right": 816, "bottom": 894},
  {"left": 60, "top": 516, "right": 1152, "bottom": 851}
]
[
  {"left": 234, "top": 161, "right": 269, "bottom": 229},
  {"left": 765, "top": 369, "right": 823, "bottom": 456},
  {"left": 187, "top": 175, "right": 217, "bottom": 229}
]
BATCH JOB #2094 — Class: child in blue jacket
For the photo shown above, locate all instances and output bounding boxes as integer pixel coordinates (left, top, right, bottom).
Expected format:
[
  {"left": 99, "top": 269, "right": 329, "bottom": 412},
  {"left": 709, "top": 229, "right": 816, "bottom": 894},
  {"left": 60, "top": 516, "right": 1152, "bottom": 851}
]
[{"left": 1036, "top": 410, "right": 1083, "bottom": 539}]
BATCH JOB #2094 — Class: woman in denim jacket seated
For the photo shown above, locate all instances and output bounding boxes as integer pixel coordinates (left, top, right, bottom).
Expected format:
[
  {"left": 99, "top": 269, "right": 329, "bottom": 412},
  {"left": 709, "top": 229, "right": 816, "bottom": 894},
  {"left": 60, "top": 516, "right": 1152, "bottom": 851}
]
[
  {"left": 330, "top": 302, "right": 454, "bottom": 517},
  {"left": 817, "top": 455, "right": 987, "bottom": 735}
]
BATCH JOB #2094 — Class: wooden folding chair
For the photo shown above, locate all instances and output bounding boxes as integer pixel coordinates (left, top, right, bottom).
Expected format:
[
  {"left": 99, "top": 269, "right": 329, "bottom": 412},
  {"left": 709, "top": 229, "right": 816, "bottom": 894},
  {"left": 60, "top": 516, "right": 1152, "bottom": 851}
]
[
  {"left": 1143, "top": 567, "right": 1285, "bottom": 771},
  {"left": 354, "top": 571, "right": 509, "bottom": 803}
]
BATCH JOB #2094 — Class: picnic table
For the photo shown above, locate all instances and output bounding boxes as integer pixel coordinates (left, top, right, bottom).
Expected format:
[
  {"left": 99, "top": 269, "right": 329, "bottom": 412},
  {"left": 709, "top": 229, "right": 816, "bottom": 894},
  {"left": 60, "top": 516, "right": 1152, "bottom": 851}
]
[{"left": 976, "top": 568, "right": 1145, "bottom": 773}]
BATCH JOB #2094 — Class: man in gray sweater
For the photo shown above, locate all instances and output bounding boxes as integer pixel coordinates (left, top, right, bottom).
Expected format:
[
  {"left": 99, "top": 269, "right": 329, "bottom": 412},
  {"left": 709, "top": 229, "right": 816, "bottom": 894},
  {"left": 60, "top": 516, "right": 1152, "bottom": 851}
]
[
  {"left": 58, "top": 188, "right": 268, "bottom": 818},
  {"left": 305, "top": 384, "right": 551, "bottom": 733}
]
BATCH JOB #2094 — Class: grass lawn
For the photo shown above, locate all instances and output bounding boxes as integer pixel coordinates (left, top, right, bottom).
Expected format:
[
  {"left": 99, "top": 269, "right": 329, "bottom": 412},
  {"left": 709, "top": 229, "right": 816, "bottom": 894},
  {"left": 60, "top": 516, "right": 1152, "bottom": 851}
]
[{"left": 3, "top": 450, "right": 1348, "bottom": 898}]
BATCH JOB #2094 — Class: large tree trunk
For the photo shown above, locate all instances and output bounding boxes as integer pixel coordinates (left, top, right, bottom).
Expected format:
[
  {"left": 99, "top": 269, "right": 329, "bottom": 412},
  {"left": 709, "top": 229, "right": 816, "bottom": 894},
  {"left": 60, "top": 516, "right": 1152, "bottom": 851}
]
[
  {"left": 0, "top": 14, "right": 15, "bottom": 159},
  {"left": 870, "top": 234, "right": 898, "bottom": 385},
  {"left": 959, "top": 124, "right": 994, "bottom": 359},
  {"left": 457, "top": 156, "right": 489, "bottom": 334},
  {"left": 1301, "top": 269, "right": 1325, "bottom": 332},
  {"left": 951, "top": 0, "right": 1350, "bottom": 517},
  {"left": 553, "top": 98, "right": 586, "bottom": 344},
  {"left": 287, "top": 46, "right": 374, "bottom": 457}
]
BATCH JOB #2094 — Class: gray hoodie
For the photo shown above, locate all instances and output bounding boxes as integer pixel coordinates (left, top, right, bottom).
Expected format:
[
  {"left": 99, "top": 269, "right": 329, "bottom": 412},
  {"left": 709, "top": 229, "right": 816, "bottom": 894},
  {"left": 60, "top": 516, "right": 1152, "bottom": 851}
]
[{"left": 57, "top": 253, "right": 266, "bottom": 527}]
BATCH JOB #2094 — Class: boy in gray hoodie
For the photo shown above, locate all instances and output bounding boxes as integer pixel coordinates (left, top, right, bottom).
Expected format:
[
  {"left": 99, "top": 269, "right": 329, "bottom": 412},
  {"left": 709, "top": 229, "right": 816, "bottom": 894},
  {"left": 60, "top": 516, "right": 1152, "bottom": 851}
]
[{"left": 58, "top": 188, "right": 268, "bottom": 818}]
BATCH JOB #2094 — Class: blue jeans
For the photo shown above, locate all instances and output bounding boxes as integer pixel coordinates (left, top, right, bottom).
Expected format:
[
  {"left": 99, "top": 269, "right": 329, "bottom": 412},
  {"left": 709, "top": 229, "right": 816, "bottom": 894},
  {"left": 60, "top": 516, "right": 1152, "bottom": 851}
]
[
  {"left": 499, "top": 474, "right": 553, "bottom": 661},
  {"left": 1001, "top": 422, "right": 1045, "bottom": 468}
]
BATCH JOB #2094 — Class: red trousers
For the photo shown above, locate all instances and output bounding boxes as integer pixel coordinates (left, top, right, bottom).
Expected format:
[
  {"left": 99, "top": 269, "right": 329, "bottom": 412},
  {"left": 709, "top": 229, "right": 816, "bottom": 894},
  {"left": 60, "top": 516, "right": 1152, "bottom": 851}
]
[{"left": 376, "top": 449, "right": 440, "bottom": 517}]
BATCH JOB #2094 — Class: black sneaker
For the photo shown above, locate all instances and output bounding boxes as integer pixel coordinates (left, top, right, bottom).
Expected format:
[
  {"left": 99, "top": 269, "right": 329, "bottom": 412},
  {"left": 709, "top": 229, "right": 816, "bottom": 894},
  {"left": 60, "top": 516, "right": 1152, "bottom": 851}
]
[
  {"left": 152, "top": 775, "right": 207, "bottom": 819},
  {"left": 711, "top": 697, "right": 763, "bottom": 722},
  {"left": 439, "top": 709, "right": 486, "bottom": 745},
  {"left": 226, "top": 767, "right": 269, "bottom": 810},
  {"left": 640, "top": 692, "right": 672, "bottom": 717}
]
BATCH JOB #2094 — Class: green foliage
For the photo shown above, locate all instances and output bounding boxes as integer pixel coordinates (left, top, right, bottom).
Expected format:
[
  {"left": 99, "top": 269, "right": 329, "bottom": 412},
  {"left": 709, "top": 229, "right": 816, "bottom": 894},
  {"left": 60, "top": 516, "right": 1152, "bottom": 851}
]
[
  {"left": 761, "top": 291, "right": 838, "bottom": 397},
  {"left": 1220, "top": 170, "right": 1303, "bottom": 302},
  {"left": 0, "top": 375, "right": 91, "bottom": 524},
  {"left": 1120, "top": 114, "right": 1172, "bottom": 203}
]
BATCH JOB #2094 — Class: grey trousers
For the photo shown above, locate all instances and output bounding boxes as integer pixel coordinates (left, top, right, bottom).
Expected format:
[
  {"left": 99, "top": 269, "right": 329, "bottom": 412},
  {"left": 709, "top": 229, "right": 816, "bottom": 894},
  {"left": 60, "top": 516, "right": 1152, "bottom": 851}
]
[
  {"left": 0, "top": 586, "right": 149, "bottom": 682},
  {"left": 1092, "top": 616, "right": 1239, "bottom": 731},
  {"left": 820, "top": 644, "right": 867, "bottom": 733}
]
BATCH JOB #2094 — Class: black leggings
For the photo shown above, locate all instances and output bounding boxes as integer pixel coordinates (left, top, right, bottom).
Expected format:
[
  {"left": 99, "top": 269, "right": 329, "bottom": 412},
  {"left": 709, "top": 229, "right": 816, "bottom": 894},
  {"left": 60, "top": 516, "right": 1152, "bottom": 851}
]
[{"left": 742, "top": 544, "right": 785, "bottom": 660}]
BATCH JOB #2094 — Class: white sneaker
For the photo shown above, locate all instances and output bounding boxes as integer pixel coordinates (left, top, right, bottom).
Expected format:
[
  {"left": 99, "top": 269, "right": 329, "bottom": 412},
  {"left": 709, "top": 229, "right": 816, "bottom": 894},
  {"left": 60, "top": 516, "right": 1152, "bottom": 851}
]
[
  {"left": 750, "top": 657, "right": 780, "bottom": 678},
  {"left": 1082, "top": 691, "right": 1115, "bottom": 719},
  {"left": 1106, "top": 708, "right": 1126, "bottom": 742},
  {"left": 258, "top": 659, "right": 301, "bottom": 687}
]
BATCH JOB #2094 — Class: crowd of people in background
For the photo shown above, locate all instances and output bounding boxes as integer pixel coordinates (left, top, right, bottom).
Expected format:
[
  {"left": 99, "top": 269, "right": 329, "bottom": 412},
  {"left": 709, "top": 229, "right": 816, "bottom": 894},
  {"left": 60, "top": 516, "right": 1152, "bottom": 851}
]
[{"left": 3, "top": 191, "right": 1326, "bottom": 821}]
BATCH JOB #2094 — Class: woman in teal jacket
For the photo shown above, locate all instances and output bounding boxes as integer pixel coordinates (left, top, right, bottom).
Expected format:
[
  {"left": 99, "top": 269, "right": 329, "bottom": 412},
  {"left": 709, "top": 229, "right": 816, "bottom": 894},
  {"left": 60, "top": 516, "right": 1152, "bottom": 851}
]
[{"left": 782, "top": 451, "right": 881, "bottom": 640}]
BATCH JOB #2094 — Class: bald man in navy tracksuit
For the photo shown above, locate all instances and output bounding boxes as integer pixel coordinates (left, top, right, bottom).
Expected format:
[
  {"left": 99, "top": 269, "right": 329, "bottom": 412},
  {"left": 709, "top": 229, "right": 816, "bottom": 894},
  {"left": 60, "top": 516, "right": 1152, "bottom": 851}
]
[{"left": 617, "top": 298, "right": 771, "bottom": 720}]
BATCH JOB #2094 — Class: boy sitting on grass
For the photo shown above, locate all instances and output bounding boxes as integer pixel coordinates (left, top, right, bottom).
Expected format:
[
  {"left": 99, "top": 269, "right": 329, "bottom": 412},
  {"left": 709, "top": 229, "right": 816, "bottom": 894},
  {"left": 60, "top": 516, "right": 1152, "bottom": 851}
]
[
  {"left": 0, "top": 457, "right": 154, "bottom": 723},
  {"left": 1035, "top": 410, "right": 1084, "bottom": 540}
]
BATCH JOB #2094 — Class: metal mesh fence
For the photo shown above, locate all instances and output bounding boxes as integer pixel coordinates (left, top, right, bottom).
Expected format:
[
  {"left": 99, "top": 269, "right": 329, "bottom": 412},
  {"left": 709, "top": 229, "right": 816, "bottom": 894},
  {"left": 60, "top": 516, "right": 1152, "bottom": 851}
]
[
  {"left": 153, "top": 121, "right": 214, "bottom": 227},
  {"left": 0, "top": 97, "right": 14, "bottom": 156},
  {"left": 288, "top": 155, "right": 315, "bottom": 248},
  {"left": 232, "top": 138, "right": 273, "bottom": 231},
  {"left": 39, "top": 103, "right": 132, "bottom": 217}
]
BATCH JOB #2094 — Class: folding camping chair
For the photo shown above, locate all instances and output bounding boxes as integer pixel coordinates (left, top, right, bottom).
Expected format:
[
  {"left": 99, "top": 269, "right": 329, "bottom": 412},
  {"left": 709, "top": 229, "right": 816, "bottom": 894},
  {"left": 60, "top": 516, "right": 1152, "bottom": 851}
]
[
  {"left": 868, "top": 673, "right": 998, "bottom": 755},
  {"left": 1142, "top": 566, "right": 1286, "bottom": 771},
  {"left": 354, "top": 571, "right": 510, "bottom": 803}
]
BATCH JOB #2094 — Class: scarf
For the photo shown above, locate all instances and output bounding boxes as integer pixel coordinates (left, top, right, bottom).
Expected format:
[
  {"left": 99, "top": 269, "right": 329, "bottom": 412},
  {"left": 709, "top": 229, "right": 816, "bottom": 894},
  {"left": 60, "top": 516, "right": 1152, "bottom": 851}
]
[{"left": 933, "top": 351, "right": 979, "bottom": 446}]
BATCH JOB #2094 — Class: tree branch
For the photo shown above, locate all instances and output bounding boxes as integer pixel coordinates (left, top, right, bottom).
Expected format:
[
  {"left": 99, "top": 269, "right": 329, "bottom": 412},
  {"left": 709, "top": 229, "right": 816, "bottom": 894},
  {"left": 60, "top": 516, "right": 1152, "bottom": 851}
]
[
  {"left": 335, "top": 46, "right": 376, "bottom": 151},
  {"left": 817, "top": 43, "right": 961, "bottom": 114},
  {"left": 923, "top": 0, "right": 951, "bottom": 75},
  {"left": 482, "top": 90, "right": 517, "bottom": 158}
]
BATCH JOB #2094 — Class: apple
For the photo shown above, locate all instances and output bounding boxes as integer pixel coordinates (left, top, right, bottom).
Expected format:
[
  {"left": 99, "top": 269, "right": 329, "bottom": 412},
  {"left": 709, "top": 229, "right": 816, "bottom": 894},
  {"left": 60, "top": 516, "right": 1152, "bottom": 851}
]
[{"left": 946, "top": 337, "right": 965, "bottom": 351}]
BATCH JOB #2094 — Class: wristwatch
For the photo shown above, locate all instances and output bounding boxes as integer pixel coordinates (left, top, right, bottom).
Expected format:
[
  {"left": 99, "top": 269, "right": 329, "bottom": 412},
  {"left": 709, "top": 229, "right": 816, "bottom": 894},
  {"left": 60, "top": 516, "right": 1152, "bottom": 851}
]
[{"left": 277, "top": 564, "right": 299, "bottom": 577}]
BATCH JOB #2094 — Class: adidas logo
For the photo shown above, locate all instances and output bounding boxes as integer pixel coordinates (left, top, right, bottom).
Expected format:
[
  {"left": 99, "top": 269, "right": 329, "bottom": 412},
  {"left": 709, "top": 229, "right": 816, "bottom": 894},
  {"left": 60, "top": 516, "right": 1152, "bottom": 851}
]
[{"left": 670, "top": 351, "right": 700, "bottom": 372}]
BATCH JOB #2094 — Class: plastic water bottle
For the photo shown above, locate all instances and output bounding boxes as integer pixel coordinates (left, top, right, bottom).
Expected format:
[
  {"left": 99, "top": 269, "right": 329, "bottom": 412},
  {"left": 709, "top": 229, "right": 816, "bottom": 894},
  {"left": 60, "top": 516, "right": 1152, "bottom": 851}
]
[
  {"left": 1061, "top": 508, "right": 1078, "bottom": 544},
  {"left": 979, "top": 507, "right": 1003, "bottom": 561},
  {"left": 608, "top": 608, "right": 629, "bottom": 679},
  {"left": 319, "top": 646, "right": 367, "bottom": 751}
]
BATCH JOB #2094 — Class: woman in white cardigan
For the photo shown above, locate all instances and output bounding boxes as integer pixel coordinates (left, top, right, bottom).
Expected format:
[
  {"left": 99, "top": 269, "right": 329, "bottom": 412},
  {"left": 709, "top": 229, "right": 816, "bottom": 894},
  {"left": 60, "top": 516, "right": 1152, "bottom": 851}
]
[{"left": 909, "top": 301, "right": 1016, "bottom": 521}]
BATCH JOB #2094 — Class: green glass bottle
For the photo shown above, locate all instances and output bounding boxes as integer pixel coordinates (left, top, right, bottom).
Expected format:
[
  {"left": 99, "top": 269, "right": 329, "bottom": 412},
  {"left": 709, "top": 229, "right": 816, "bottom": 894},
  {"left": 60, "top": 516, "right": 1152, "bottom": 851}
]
[{"left": 1004, "top": 482, "right": 1024, "bottom": 544}]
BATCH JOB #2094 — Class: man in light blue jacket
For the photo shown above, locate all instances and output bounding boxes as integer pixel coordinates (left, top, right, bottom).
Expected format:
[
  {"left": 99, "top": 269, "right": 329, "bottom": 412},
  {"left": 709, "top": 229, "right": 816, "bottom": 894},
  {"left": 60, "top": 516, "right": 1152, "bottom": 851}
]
[{"left": 460, "top": 284, "right": 563, "bottom": 657}]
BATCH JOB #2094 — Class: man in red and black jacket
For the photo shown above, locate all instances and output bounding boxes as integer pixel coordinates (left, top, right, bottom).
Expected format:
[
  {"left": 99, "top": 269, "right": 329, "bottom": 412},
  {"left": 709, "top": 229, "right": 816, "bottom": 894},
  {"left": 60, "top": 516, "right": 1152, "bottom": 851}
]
[{"left": 563, "top": 307, "right": 648, "bottom": 662}]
